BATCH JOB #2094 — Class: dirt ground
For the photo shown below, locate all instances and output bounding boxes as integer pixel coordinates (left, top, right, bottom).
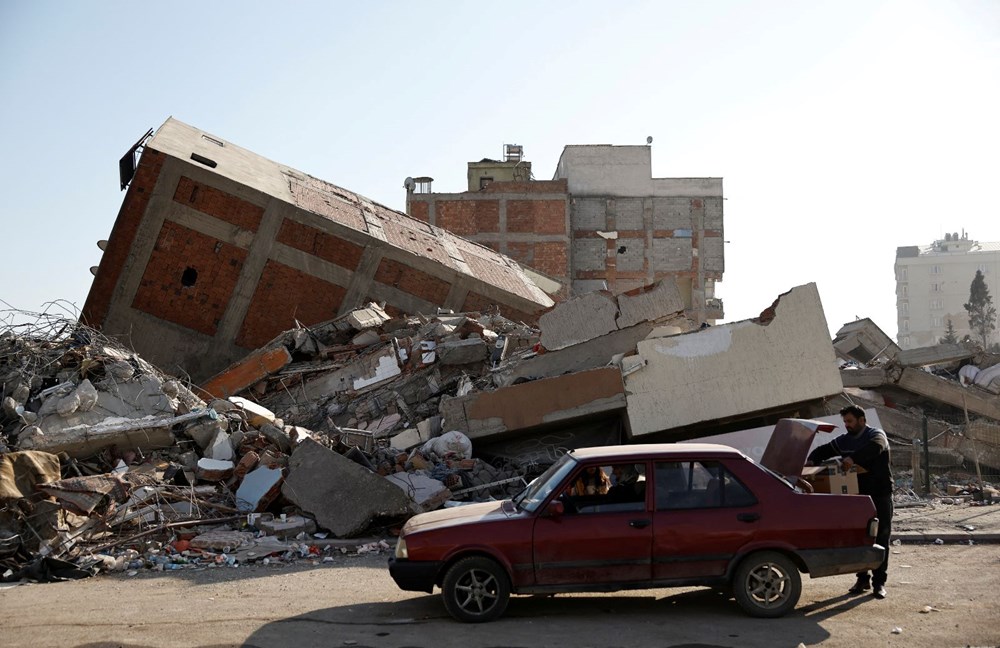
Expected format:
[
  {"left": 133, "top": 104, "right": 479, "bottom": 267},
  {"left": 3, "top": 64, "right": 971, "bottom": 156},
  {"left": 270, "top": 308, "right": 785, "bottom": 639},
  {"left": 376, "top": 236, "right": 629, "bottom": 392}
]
[{"left": 1, "top": 544, "right": 997, "bottom": 648}]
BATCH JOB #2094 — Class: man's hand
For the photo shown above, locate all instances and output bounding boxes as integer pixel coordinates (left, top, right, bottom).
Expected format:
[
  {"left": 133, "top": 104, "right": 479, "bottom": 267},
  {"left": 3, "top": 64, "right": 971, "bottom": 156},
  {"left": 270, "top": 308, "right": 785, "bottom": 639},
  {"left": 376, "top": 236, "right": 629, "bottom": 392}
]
[{"left": 841, "top": 456, "right": 855, "bottom": 472}]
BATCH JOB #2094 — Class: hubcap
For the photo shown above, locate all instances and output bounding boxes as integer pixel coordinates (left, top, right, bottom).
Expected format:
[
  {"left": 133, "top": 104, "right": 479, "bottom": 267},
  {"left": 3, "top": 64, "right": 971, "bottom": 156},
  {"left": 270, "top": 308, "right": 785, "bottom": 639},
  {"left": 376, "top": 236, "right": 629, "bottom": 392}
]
[
  {"left": 455, "top": 568, "right": 499, "bottom": 614},
  {"left": 745, "top": 562, "right": 790, "bottom": 608}
]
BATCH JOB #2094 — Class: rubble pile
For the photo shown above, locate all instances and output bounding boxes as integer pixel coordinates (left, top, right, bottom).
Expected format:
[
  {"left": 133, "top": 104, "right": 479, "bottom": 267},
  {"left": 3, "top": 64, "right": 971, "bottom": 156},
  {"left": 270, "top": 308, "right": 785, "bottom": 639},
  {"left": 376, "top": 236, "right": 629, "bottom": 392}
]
[{"left": 0, "top": 307, "right": 551, "bottom": 581}]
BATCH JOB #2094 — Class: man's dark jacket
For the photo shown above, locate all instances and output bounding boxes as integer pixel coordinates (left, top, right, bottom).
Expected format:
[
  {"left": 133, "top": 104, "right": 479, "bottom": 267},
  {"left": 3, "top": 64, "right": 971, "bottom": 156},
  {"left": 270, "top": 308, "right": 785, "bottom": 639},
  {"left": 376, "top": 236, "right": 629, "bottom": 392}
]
[{"left": 807, "top": 425, "right": 894, "bottom": 497}]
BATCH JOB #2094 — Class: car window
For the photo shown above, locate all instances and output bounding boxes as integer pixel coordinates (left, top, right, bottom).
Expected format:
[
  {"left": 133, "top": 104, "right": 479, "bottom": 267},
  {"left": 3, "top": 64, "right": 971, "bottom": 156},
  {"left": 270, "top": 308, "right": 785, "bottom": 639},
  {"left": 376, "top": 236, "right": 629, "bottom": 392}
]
[
  {"left": 654, "top": 461, "right": 757, "bottom": 510},
  {"left": 560, "top": 462, "right": 647, "bottom": 514},
  {"left": 516, "top": 454, "right": 578, "bottom": 513}
]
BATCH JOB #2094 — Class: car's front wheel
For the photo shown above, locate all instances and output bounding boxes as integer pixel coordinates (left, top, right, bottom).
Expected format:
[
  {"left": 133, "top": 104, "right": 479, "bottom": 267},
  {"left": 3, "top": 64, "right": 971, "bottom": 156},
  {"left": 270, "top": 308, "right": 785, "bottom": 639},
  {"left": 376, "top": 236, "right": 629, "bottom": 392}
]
[
  {"left": 441, "top": 556, "right": 511, "bottom": 623},
  {"left": 732, "top": 551, "right": 801, "bottom": 618}
]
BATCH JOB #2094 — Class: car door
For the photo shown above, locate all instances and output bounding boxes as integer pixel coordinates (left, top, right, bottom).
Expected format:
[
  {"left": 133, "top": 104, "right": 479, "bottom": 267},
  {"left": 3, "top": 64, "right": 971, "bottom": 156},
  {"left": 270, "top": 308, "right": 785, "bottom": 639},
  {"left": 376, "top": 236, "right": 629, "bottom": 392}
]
[
  {"left": 532, "top": 461, "right": 652, "bottom": 586},
  {"left": 651, "top": 459, "right": 760, "bottom": 580}
]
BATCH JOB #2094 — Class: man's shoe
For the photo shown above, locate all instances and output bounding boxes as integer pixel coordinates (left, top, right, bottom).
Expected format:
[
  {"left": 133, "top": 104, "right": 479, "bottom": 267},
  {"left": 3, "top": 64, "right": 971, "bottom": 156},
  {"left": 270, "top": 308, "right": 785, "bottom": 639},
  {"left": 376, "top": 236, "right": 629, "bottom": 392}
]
[
  {"left": 873, "top": 585, "right": 887, "bottom": 599},
  {"left": 848, "top": 578, "right": 871, "bottom": 594}
]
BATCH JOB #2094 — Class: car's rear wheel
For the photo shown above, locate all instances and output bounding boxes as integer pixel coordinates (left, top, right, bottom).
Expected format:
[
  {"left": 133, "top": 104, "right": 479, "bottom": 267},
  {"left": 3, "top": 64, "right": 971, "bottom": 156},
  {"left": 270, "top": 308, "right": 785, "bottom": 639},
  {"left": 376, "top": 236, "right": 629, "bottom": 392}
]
[
  {"left": 441, "top": 556, "right": 511, "bottom": 623},
  {"left": 732, "top": 551, "right": 801, "bottom": 618}
]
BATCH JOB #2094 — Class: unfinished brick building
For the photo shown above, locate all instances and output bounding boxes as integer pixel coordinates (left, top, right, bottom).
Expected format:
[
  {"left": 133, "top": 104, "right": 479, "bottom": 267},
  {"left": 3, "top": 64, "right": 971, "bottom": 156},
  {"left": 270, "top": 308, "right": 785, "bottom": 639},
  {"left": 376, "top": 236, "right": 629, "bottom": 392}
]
[
  {"left": 82, "top": 118, "right": 553, "bottom": 381},
  {"left": 406, "top": 144, "right": 724, "bottom": 323}
]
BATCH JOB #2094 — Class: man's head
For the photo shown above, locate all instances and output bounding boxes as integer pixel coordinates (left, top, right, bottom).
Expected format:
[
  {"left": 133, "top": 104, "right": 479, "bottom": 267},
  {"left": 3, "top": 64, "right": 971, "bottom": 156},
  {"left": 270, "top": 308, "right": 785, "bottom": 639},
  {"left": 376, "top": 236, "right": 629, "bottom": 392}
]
[{"left": 839, "top": 405, "right": 867, "bottom": 435}]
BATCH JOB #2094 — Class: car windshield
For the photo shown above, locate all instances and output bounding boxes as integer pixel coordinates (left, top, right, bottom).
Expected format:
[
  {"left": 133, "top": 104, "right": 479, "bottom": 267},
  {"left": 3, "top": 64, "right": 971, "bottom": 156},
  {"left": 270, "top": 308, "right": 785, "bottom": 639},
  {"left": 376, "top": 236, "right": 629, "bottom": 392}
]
[{"left": 512, "top": 454, "right": 578, "bottom": 513}]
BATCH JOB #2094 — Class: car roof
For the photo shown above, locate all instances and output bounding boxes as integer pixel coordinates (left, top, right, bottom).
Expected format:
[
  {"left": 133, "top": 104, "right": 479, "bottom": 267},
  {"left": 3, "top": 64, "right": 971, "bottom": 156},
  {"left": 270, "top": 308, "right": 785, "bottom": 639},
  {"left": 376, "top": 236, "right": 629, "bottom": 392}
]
[{"left": 569, "top": 443, "right": 747, "bottom": 461}]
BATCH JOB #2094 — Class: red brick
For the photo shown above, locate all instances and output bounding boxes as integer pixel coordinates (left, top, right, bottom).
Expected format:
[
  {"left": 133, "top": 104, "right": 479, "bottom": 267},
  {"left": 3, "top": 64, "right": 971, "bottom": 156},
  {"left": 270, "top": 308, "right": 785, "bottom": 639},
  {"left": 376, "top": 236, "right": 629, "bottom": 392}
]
[
  {"left": 82, "top": 149, "right": 165, "bottom": 327},
  {"left": 237, "top": 260, "right": 347, "bottom": 349},
  {"left": 131, "top": 221, "right": 247, "bottom": 336},
  {"left": 173, "top": 176, "right": 263, "bottom": 232},
  {"left": 276, "top": 218, "right": 364, "bottom": 270},
  {"left": 436, "top": 200, "right": 500, "bottom": 235},
  {"left": 408, "top": 200, "right": 430, "bottom": 222},
  {"left": 374, "top": 258, "right": 451, "bottom": 303},
  {"left": 507, "top": 200, "right": 566, "bottom": 234}
]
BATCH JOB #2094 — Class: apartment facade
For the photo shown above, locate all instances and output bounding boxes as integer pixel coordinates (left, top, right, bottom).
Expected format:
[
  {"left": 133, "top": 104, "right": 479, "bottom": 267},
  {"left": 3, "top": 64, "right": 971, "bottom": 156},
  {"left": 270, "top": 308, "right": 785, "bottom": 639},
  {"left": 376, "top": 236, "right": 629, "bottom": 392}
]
[
  {"left": 406, "top": 144, "right": 724, "bottom": 323},
  {"left": 895, "top": 232, "right": 1000, "bottom": 349}
]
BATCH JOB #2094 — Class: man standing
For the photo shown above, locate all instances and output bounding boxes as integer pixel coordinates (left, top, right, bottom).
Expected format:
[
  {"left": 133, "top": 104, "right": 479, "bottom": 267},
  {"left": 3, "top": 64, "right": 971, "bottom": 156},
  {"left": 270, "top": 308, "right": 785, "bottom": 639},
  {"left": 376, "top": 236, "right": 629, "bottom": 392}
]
[{"left": 807, "top": 405, "right": 894, "bottom": 599}]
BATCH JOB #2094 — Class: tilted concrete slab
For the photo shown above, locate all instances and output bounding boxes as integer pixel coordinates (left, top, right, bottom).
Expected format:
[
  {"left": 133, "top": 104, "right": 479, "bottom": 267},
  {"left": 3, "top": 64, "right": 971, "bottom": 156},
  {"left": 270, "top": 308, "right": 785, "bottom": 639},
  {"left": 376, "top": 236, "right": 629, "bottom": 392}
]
[
  {"left": 895, "top": 367, "right": 1000, "bottom": 421},
  {"left": 840, "top": 367, "right": 889, "bottom": 389},
  {"left": 624, "top": 283, "right": 843, "bottom": 438},
  {"left": 832, "top": 318, "right": 900, "bottom": 364},
  {"left": 281, "top": 438, "right": 410, "bottom": 537},
  {"left": 439, "top": 367, "right": 626, "bottom": 441},
  {"left": 898, "top": 343, "right": 976, "bottom": 368}
]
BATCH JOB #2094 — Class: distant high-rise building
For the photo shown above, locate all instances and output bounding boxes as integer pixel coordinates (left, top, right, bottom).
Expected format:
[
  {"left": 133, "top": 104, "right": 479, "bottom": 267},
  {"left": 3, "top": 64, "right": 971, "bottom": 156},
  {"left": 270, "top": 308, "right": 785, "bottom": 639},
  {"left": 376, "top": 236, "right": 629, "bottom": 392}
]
[{"left": 894, "top": 232, "right": 1000, "bottom": 349}]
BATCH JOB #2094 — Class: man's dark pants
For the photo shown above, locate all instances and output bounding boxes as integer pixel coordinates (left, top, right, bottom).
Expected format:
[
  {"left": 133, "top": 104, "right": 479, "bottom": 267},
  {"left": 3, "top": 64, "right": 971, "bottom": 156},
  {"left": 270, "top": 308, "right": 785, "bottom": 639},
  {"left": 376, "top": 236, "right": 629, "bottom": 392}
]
[{"left": 857, "top": 494, "right": 893, "bottom": 587}]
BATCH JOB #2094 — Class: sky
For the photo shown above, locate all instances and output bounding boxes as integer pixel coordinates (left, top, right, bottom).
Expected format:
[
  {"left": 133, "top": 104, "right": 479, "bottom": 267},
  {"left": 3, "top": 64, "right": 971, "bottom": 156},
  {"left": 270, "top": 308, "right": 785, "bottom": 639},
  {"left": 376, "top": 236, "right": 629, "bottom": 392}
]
[{"left": 1, "top": 0, "right": 998, "bottom": 339}]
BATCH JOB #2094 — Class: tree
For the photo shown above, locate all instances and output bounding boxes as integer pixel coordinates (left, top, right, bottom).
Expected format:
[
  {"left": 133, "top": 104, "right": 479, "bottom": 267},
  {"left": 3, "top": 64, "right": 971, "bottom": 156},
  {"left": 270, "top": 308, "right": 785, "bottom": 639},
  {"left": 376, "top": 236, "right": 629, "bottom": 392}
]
[
  {"left": 939, "top": 318, "right": 958, "bottom": 344},
  {"left": 963, "top": 270, "right": 998, "bottom": 348}
]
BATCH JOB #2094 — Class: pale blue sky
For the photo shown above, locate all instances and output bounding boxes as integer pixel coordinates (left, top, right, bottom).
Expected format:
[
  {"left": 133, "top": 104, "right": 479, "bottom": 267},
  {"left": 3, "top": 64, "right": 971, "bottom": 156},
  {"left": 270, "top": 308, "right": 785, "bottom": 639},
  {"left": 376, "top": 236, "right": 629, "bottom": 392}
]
[{"left": 1, "top": 0, "right": 998, "bottom": 339}]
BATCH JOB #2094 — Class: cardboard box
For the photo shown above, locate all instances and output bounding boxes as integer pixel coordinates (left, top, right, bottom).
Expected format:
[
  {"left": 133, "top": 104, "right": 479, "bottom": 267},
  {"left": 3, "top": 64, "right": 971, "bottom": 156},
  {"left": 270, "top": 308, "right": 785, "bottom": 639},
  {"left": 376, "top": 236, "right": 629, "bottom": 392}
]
[{"left": 802, "top": 465, "right": 864, "bottom": 495}]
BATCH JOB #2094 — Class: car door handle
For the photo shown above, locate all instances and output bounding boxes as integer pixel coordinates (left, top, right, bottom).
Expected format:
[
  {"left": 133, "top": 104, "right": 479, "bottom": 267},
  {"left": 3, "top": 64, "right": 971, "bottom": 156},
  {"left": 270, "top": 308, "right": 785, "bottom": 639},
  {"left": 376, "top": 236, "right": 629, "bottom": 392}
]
[
  {"left": 629, "top": 519, "right": 651, "bottom": 529},
  {"left": 737, "top": 513, "right": 760, "bottom": 523}
]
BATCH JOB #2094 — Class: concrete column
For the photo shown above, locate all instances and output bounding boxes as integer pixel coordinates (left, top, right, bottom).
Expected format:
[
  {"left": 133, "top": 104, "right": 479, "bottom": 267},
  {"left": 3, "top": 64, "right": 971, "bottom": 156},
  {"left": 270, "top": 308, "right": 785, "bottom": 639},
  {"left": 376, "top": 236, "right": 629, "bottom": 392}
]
[
  {"left": 338, "top": 246, "right": 386, "bottom": 316},
  {"left": 214, "top": 199, "right": 286, "bottom": 342}
]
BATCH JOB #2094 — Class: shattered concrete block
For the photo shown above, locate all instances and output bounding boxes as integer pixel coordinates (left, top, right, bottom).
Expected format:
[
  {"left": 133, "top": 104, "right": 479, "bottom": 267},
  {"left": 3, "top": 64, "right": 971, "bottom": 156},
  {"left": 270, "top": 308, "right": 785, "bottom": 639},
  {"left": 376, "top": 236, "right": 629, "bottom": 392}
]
[
  {"left": 390, "top": 428, "right": 422, "bottom": 451},
  {"left": 385, "top": 473, "right": 451, "bottom": 512},
  {"left": 352, "top": 349, "right": 402, "bottom": 390},
  {"left": 347, "top": 303, "right": 390, "bottom": 330},
  {"left": 832, "top": 318, "right": 900, "bottom": 364},
  {"left": 284, "top": 425, "right": 313, "bottom": 445},
  {"left": 196, "top": 458, "right": 235, "bottom": 482},
  {"left": 437, "top": 338, "right": 487, "bottom": 365},
  {"left": 208, "top": 430, "right": 235, "bottom": 461},
  {"left": 539, "top": 291, "right": 619, "bottom": 351},
  {"left": 185, "top": 418, "right": 229, "bottom": 450},
  {"left": 281, "top": 439, "right": 410, "bottom": 537},
  {"left": 259, "top": 424, "right": 292, "bottom": 455},
  {"left": 897, "top": 343, "right": 976, "bottom": 368},
  {"left": 235, "top": 465, "right": 284, "bottom": 512},
  {"left": 258, "top": 514, "right": 317, "bottom": 538},
  {"left": 351, "top": 330, "right": 381, "bottom": 347},
  {"left": 229, "top": 396, "right": 276, "bottom": 427},
  {"left": 615, "top": 280, "right": 685, "bottom": 330},
  {"left": 417, "top": 416, "right": 442, "bottom": 442}
]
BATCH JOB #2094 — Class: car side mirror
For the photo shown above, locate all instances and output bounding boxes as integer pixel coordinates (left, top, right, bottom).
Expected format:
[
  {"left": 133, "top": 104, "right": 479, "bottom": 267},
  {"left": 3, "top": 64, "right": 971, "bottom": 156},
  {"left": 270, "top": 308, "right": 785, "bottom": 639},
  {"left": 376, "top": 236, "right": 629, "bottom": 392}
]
[{"left": 544, "top": 500, "right": 565, "bottom": 517}]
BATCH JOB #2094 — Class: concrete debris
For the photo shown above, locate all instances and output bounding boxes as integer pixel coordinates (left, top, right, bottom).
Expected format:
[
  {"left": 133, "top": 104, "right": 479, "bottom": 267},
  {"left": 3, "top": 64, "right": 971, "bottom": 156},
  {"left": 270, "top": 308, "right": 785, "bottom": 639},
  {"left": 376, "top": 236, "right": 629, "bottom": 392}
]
[
  {"left": 6, "top": 265, "right": 1000, "bottom": 586},
  {"left": 281, "top": 439, "right": 411, "bottom": 538}
]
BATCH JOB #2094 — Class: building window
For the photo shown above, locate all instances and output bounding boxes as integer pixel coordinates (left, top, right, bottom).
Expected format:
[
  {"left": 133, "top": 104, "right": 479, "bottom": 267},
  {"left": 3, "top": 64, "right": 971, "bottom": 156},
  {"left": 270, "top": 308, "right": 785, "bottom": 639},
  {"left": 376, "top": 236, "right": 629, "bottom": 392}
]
[
  {"left": 902, "top": 336, "right": 910, "bottom": 347},
  {"left": 902, "top": 319, "right": 909, "bottom": 332},
  {"left": 931, "top": 299, "right": 943, "bottom": 310},
  {"left": 901, "top": 302, "right": 909, "bottom": 314},
  {"left": 978, "top": 264, "right": 989, "bottom": 274},
  {"left": 901, "top": 285, "right": 908, "bottom": 297},
  {"left": 479, "top": 177, "right": 494, "bottom": 190},
  {"left": 931, "top": 283, "right": 941, "bottom": 292},
  {"left": 898, "top": 268, "right": 908, "bottom": 281},
  {"left": 931, "top": 265, "right": 942, "bottom": 274},
  {"left": 933, "top": 316, "right": 943, "bottom": 327}
]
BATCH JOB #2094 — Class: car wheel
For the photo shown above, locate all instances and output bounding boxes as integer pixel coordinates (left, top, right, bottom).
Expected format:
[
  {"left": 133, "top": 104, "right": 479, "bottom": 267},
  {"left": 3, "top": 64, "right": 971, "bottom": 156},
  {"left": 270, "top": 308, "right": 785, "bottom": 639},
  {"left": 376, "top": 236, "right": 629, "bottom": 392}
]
[
  {"left": 732, "top": 551, "right": 801, "bottom": 618},
  {"left": 441, "top": 556, "right": 511, "bottom": 623}
]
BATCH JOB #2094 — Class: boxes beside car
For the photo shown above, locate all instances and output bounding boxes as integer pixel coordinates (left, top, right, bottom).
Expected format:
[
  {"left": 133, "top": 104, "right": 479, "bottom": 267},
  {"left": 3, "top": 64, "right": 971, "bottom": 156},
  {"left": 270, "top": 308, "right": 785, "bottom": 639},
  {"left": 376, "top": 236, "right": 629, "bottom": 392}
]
[{"left": 802, "top": 465, "right": 864, "bottom": 495}]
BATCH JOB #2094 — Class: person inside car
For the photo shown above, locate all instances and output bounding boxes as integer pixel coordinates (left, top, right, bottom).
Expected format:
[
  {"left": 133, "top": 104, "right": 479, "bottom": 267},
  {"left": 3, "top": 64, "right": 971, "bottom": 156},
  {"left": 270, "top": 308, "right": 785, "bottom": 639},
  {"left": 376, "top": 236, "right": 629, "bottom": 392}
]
[{"left": 572, "top": 466, "right": 611, "bottom": 496}]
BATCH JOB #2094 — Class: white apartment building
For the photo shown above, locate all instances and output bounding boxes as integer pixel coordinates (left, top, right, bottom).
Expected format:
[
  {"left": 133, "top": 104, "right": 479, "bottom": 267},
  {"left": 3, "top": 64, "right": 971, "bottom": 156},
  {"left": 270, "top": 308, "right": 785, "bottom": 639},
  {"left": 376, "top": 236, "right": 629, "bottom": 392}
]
[{"left": 895, "top": 231, "right": 1000, "bottom": 349}]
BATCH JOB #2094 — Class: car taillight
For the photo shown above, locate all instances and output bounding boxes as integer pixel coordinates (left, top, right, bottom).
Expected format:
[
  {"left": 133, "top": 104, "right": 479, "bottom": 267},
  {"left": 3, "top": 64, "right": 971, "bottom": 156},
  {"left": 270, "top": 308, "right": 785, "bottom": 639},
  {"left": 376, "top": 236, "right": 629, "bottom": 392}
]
[
  {"left": 395, "top": 537, "right": 408, "bottom": 559},
  {"left": 867, "top": 517, "right": 879, "bottom": 538}
]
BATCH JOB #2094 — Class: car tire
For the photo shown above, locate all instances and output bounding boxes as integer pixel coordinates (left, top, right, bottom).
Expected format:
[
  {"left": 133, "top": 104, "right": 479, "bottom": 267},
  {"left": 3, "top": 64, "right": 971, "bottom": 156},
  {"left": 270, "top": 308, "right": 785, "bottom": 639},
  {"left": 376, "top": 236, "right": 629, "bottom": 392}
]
[
  {"left": 732, "top": 551, "right": 801, "bottom": 618},
  {"left": 441, "top": 556, "right": 511, "bottom": 623}
]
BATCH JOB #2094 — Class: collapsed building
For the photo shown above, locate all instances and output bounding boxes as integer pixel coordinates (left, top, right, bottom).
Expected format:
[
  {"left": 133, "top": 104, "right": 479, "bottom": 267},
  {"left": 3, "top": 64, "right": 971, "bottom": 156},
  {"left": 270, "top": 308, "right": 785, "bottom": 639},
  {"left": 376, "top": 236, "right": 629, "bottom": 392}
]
[
  {"left": 82, "top": 119, "right": 553, "bottom": 383},
  {"left": 2, "top": 121, "right": 998, "bottom": 582}
]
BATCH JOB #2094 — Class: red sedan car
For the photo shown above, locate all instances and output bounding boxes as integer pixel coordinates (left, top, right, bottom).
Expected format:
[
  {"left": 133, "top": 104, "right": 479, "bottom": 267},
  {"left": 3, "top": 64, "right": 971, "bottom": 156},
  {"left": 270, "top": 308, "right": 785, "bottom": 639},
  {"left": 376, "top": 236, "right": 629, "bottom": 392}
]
[{"left": 389, "top": 420, "right": 883, "bottom": 622}]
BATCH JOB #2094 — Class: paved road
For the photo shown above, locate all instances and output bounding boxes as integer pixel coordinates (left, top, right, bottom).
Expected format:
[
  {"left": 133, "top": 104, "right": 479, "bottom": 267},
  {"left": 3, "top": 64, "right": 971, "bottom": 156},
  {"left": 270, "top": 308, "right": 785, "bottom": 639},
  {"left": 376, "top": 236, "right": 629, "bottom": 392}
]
[{"left": 1, "top": 544, "right": 997, "bottom": 648}]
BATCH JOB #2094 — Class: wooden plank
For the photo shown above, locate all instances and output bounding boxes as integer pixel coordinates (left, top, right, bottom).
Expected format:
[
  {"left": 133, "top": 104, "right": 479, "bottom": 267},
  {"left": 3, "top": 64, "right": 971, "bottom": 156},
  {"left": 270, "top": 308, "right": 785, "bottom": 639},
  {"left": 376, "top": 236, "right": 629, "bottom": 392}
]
[{"left": 199, "top": 346, "right": 292, "bottom": 399}]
